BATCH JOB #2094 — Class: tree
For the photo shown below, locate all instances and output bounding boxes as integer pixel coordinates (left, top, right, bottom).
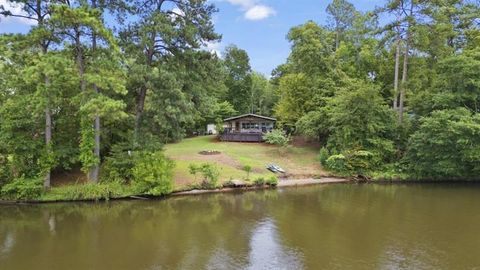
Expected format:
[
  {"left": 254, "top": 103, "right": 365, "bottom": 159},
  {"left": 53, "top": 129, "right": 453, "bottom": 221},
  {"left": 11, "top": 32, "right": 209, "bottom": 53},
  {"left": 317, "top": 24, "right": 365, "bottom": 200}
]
[
  {"left": 405, "top": 108, "right": 480, "bottom": 178},
  {"left": 326, "top": 0, "right": 357, "bottom": 50},
  {"left": 50, "top": 3, "right": 127, "bottom": 182},
  {"left": 120, "top": 0, "right": 220, "bottom": 144},
  {"left": 223, "top": 45, "right": 253, "bottom": 114},
  {"left": 1, "top": 0, "right": 56, "bottom": 188},
  {"left": 325, "top": 79, "right": 396, "bottom": 159},
  {"left": 250, "top": 72, "right": 277, "bottom": 115}
]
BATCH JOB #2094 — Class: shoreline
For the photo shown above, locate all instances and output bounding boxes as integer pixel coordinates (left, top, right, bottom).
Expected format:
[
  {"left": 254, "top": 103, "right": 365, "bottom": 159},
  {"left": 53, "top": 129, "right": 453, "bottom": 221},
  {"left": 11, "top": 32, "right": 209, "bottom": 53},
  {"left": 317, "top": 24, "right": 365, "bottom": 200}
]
[
  {"left": 4, "top": 178, "right": 480, "bottom": 205},
  {"left": 0, "top": 177, "right": 349, "bottom": 205}
]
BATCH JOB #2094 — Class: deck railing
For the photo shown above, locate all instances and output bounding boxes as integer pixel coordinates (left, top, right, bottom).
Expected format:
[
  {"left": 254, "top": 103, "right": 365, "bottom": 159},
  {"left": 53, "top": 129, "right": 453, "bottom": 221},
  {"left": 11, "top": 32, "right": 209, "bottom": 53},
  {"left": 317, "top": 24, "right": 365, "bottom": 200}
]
[{"left": 219, "top": 132, "right": 264, "bottom": 142}]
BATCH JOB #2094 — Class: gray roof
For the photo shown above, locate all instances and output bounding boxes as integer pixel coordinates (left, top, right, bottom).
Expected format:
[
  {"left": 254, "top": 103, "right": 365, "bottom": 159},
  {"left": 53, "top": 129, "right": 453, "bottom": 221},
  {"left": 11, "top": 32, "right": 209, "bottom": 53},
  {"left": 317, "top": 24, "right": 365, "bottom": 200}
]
[{"left": 224, "top": 113, "right": 277, "bottom": 122}]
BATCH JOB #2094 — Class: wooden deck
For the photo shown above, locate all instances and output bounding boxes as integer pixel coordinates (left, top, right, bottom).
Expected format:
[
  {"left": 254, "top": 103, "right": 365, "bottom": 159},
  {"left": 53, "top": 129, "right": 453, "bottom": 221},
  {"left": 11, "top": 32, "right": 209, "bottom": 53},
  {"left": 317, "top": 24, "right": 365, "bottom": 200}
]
[{"left": 219, "top": 132, "right": 264, "bottom": 142}]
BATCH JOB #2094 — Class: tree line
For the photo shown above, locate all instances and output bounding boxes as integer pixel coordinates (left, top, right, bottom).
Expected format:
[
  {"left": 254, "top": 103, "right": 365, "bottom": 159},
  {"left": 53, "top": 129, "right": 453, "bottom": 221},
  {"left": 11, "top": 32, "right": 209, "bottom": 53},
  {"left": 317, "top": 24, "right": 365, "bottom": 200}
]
[
  {"left": 275, "top": 0, "right": 480, "bottom": 179},
  {"left": 0, "top": 0, "right": 479, "bottom": 199},
  {"left": 0, "top": 0, "right": 274, "bottom": 195}
]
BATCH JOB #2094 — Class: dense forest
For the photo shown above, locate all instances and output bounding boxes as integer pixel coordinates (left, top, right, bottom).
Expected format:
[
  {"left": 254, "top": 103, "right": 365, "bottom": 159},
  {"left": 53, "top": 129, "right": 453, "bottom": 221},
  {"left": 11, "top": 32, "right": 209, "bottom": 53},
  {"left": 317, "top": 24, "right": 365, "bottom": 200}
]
[{"left": 0, "top": 0, "right": 479, "bottom": 199}]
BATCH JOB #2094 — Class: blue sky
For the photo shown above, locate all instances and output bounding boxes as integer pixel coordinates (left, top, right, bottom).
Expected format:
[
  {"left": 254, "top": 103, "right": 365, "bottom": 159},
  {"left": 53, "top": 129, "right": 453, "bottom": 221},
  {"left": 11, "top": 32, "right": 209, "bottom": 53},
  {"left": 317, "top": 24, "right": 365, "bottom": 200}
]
[
  {"left": 0, "top": 0, "right": 381, "bottom": 75},
  {"left": 210, "top": 0, "right": 380, "bottom": 75}
]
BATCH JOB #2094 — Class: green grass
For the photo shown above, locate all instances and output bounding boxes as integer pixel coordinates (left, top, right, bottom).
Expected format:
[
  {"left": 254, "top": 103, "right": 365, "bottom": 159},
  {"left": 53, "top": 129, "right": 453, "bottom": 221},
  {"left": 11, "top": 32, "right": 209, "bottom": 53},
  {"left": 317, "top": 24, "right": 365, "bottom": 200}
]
[{"left": 165, "top": 135, "right": 325, "bottom": 189}]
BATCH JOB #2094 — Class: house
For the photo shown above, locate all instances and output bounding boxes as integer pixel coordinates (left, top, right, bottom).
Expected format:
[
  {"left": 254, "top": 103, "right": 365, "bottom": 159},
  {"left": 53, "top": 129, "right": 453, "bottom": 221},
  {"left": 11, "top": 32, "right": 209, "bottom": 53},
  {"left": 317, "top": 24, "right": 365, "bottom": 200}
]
[{"left": 220, "top": 113, "right": 276, "bottom": 142}]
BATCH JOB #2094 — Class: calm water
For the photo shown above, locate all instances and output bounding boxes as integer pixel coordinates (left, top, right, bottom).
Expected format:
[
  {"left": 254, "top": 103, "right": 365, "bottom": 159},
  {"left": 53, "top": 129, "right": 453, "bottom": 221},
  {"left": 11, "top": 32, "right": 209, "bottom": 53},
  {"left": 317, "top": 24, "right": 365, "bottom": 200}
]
[{"left": 1, "top": 184, "right": 480, "bottom": 270}]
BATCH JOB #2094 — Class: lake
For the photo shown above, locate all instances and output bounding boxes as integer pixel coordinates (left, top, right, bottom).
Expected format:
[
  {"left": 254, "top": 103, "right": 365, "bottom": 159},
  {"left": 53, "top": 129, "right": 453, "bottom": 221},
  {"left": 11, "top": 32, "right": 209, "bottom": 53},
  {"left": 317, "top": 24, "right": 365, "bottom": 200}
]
[{"left": 1, "top": 184, "right": 480, "bottom": 269}]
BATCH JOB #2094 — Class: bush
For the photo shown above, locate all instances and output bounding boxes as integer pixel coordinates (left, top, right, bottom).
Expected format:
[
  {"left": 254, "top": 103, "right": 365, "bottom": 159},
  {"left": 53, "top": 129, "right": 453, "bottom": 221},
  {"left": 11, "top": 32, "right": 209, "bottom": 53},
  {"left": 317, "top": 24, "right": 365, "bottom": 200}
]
[
  {"left": 243, "top": 165, "right": 252, "bottom": 180},
  {"left": 325, "top": 154, "right": 347, "bottom": 173},
  {"left": 42, "top": 181, "right": 127, "bottom": 201},
  {"left": 131, "top": 151, "right": 175, "bottom": 196},
  {"left": 325, "top": 150, "right": 376, "bottom": 176},
  {"left": 188, "top": 163, "right": 220, "bottom": 189},
  {"left": 266, "top": 176, "right": 279, "bottom": 186},
  {"left": 1, "top": 177, "right": 43, "bottom": 200},
  {"left": 200, "top": 163, "right": 220, "bottom": 189},
  {"left": 404, "top": 109, "right": 480, "bottom": 178},
  {"left": 101, "top": 143, "right": 136, "bottom": 183},
  {"left": 253, "top": 177, "right": 265, "bottom": 186},
  {"left": 318, "top": 147, "right": 329, "bottom": 166},
  {"left": 0, "top": 154, "right": 12, "bottom": 188},
  {"left": 263, "top": 129, "right": 291, "bottom": 146}
]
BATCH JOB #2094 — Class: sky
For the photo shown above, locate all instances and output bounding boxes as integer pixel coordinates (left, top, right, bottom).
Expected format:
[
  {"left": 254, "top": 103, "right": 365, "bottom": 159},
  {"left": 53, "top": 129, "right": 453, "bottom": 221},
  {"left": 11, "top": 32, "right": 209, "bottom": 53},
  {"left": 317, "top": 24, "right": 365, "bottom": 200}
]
[{"left": 0, "top": 0, "right": 381, "bottom": 75}]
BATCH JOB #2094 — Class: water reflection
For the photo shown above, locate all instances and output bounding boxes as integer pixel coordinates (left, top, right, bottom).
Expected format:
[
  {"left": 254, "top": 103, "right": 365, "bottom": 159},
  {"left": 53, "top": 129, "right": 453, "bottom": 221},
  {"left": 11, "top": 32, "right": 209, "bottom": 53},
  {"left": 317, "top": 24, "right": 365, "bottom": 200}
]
[
  {"left": 0, "top": 184, "right": 480, "bottom": 270},
  {"left": 246, "top": 218, "right": 303, "bottom": 270}
]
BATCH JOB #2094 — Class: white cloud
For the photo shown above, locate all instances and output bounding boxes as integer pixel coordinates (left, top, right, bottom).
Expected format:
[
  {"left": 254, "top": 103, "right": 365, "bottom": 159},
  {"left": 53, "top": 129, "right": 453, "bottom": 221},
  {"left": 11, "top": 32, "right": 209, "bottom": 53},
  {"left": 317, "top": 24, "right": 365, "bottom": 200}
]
[
  {"left": 0, "top": 0, "right": 36, "bottom": 25},
  {"left": 244, "top": 5, "right": 275, "bottom": 21},
  {"left": 221, "top": 0, "right": 275, "bottom": 21},
  {"left": 205, "top": 41, "right": 222, "bottom": 56}
]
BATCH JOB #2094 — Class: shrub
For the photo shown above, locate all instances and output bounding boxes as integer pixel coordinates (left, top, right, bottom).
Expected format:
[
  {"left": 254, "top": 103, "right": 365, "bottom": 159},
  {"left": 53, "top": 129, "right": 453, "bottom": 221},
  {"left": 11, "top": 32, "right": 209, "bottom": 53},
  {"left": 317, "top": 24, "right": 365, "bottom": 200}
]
[
  {"left": 42, "top": 181, "right": 127, "bottom": 201},
  {"left": 243, "top": 165, "right": 252, "bottom": 180},
  {"left": 253, "top": 177, "right": 265, "bottom": 186},
  {"left": 318, "top": 147, "right": 329, "bottom": 166},
  {"left": 131, "top": 151, "right": 175, "bottom": 196},
  {"left": 263, "top": 129, "right": 291, "bottom": 146},
  {"left": 325, "top": 154, "right": 347, "bottom": 173},
  {"left": 215, "top": 119, "right": 225, "bottom": 135},
  {"left": 325, "top": 150, "right": 376, "bottom": 176},
  {"left": 188, "top": 163, "right": 220, "bottom": 189},
  {"left": 0, "top": 154, "right": 12, "bottom": 188},
  {"left": 404, "top": 109, "right": 480, "bottom": 179},
  {"left": 1, "top": 177, "right": 43, "bottom": 200},
  {"left": 199, "top": 163, "right": 220, "bottom": 189},
  {"left": 266, "top": 176, "right": 278, "bottom": 186},
  {"left": 188, "top": 164, "right": 199, "bottom": 181},
  {"left": 101, "top": 143, "right": 136, "bottom": 183}
]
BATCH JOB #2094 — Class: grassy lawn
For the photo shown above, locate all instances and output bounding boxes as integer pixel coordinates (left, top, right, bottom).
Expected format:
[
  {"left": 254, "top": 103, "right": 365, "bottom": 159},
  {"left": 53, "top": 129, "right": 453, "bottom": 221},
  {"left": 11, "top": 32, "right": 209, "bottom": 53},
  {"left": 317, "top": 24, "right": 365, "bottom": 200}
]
[{"left": 164, "top": 135, "right": 326, "bottom": 189}]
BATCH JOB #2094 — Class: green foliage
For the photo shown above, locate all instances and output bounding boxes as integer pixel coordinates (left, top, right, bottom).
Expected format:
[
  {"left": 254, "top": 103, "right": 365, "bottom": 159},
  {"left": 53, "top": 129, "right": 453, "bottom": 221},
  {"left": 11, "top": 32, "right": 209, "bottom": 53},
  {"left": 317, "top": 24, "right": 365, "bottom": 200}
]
[
  {"left": 404, "top": 109, "right": 480, "bottom": 179},
  {"left": 325, "top": 154, "right": 347, "bottom": 173},
  {"left": 188, "top": 164, "right": 199, "bottom": 181},
  {"left": 1, "top": 177, "right": 43, "bottom": 200},
  {"left": 266, "top": 176, "right": 279, "bottom": 186},
  {"left": 326, "top": 80, "right": 395, "bottom": 158},
  {"left": 215, "top": 120, "right": 225, "bottom": 135},
  {"left": 101, "top": 144, "right": 136, "bottom": 183},
  {"left": 131, "top": 151, "right": 175, "bottom": 196},
  {"left": 79, "top": 120, "right": 99, "bottom": 174},
  {"left": 224, "top": 45, "right": 253, "bottom": 113},
  {"left": 189, "top": 163, "right": 220, "bottom": 189},
  {"left": 253, "top": 176, "right": 278, "bottom": 186},
  {"left": 263, "top": 129, "right": 291, "bottom": 146},
  {"left": 253, "top": 177, "right": 265, "bottom": 186},
  {"left": 243, "top": 165, "right": 252, "bottom": 180},
  {"left": 325, "top": 150, "right": 376, "bottom": 176},
  {"left": 199, "top": 163, "right": 220, "bottom": 189},
  {"left": 318, "top": 147, "right": 330, "bottom": 166},
  {"left": 41, "top": 181, "right": 128, "bottom": 201}
]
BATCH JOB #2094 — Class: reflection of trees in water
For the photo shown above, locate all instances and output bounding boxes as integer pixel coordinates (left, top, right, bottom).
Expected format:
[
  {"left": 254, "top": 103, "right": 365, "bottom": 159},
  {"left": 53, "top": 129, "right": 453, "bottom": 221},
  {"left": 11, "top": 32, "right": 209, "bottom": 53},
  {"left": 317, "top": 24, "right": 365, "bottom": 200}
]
[
  {"left": 0, "top": 191, "right": 276, "bottom": 269},
  {"left": 2, "top": 185, "right": 480, "bottom": 269},
  {"left": 269, "top": 184, "right": 480, "bottom": 270}
]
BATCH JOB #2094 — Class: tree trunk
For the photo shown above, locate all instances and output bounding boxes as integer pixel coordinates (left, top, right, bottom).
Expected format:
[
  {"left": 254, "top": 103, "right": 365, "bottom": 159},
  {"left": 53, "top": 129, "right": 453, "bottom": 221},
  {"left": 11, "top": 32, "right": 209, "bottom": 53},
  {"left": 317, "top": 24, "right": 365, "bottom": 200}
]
[
  {"left": 89, "top": 115, "right": 100, "bottom": 182},
  {"left": 37, "top": 0, "right": 52, "bottom": 189},
  {"left": 133, "top": 31, "right": 155, "bottom": 144},
  {"left": 75, "top": 29, "right": 86, "bottom": 92},
  {"left": 89, "top": 2, "right": 100, "bottom": 182},
  {"left": 44, "top": 77, "right": 52, "bottom": 188},
  {"left": 393, "top": 35, "right": 401, "bottom": 110},
  {"left": 398, "top": 35, "right": 409, "bottom": 124},
  {"left": 335, "top": 29, "right": 340, "bottom": 50},
  {"left": 134, "top": 85, "right": 147, "bottom": 144}
]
